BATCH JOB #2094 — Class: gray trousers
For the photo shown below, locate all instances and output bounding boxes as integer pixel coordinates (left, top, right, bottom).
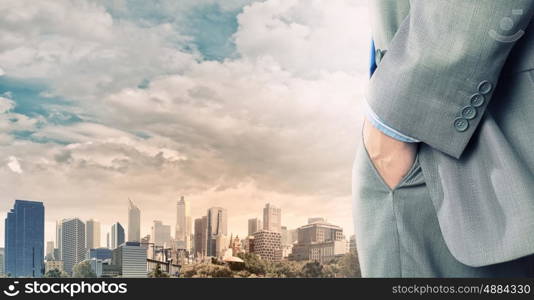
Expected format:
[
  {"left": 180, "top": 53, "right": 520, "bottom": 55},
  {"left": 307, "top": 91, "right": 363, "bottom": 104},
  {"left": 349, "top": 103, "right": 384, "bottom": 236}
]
[{"left": 352, "top": 141, "right": 534, "bottom": 277}]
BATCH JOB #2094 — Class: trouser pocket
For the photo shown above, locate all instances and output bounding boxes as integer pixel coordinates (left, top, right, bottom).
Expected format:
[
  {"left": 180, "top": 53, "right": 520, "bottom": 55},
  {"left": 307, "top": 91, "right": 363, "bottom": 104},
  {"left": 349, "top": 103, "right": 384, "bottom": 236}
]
[{"left": 352, "top": 132, "right": 426, "bottom": 276}]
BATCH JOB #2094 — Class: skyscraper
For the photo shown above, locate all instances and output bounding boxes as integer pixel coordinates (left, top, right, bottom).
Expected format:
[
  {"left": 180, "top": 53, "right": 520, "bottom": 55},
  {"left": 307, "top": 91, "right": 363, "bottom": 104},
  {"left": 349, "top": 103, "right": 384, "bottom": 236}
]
[
  {"left": 281, "top": 226, "right": 290, "bottom": 246},
  {"left": 248, "top": 218, "right": 262, "bottom": 236},
  {"left": 111, "top": 222, "right": 125, "bottom": 249},
  {"left": 86, "top": 219, "right": 101, "bottom": 249},
  {"left": 56, "top": 220, "right": 63, "bottom": 259},
  {"left": 207, "top": 207, "right": 227, "bottom": 257},
  {"left": 128, "top": 199, "right": 141, "bottom": 242},
  {"left": 252, "top": 230, "right": 282, "bottom": 262},
  {"left": 194, "top": 216, "right": 208, "bottom": 258},
  {"left": 45, "top": 241, "right": 55, "bottom": 259},
  {"left": 175, "top": 196, "right": 191, "bottom": 250},
  {"left": 5, "top": 200, "right": 45, "bottom": 277},
  {"left": 263, "top": 203, "right": 281, "bottom": 233},
  {"left": 0, "top": 247, "right": 4, "bottom": 276},
  {"left": 61, "top": 218, "right": 86, "bottom": 274},
  {"left": 151, "top": 220, "right": 171, "bottom": 247}
]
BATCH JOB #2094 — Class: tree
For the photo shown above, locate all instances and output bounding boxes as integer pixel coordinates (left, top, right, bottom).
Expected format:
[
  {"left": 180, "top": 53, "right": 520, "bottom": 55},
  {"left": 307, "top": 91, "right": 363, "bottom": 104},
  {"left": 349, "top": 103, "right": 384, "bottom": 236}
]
[
  {"left": 338, "top": 252, "right": 361, "bottom": 278},
  {"left": 44, "top": 268, "right": 69, "bottom": 278},
  {"left": 72, "top": 261, "right": 97, "bottom": 278},
  {"left": 233, "top": 270, "right": 251, "bottom": 278},
  {"left": 206, "top": 264, "right": 233, "bottom": 278},
  {"left": 301, "top": 261, "right": 324, "bottom": 278},
  {"left": 179, "top": 263, "right": 232, "bottom": 278},
  {"left": 148, "top": 263, "right": 170, "bottom": 278},
  {"left": 322, "top": 263, "right": 340, "bottom": 278},
  {"left": 266, "top": 261, "right": 303, "bottom": 278},
  {"left": 237, "top": 253, "right": 267, "bottom": 275}
]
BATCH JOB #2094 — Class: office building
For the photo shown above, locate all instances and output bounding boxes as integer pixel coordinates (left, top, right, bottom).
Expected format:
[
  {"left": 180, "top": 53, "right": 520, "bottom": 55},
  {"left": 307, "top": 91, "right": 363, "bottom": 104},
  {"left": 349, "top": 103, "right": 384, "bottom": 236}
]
[
  {"left": 263, "top": 203, "right": 281, "bottom": 233},
  {"left": 243, "top": 236, "right": 255, "bottom": 253},
  {"left": 290, "top": 221, "right": 347, "bottom": 263},
  {"left": 215, "top": 234, "right": 228, "bottom": 258},
  {"left": 281, "top": 226, "right": 291, "bottom": 246},
  {"left": 86, "top": 219, "right": 101, "bottom": 249},
  {"left": 207, "top": 207, "right": 227, "bottom": 256},
  {"left": 5, "top": 200, "right": 45, "bottom": 277},
  {"left": 194, "top": 216, "right": 208, "bottom": 257},
  {"left": 175, "top": 196, "right": 192, "bottom": 250},
  {"left": 56, "top": 220, "right": 62, "bottom": 259},
  {"left": 85, "top": 258, "right": 103, "bottom": 277},
  {"left": 87, "top": 248, "right": 113, "bottom": 260},
  {"left": 102, "top": 263, "right": 120, "bottom": 278},
  {"left": 44, "top": 260, "right": 64, "bottom": 273},
  {"left": 290, "top": 229, "right": 298, "bottom": 244},
  {"left": 151, "top": 220, "right": 171, "bottom": 247},
  {"left": 0, "top": 247, "right": 4, "bottom": 276},
  {"left": 248, "top": 218, "right": 262, "bottom": 236},
  {"left": 111, "top": 222, "right": 125, "bottom": 249},
  {"left": 252, "top": 230, "right": 282, "bottom": 262},
  {"left": 53, "top": 249, "right": 60, "bottom": 261},
  {"left": 296, "top": 221, "right": 344, "bottom": 243},
  {"left": 349, "top": 235, "right": 357, "bottom": 254},
  {"left": 281, "top": 244, "right": 293, "bottom": 258},
  {"left": 112, "top": 242, "right": 147, "bottom": 278},
  {"left": 128, "top": 199, "right": 141, "bottom": 242},
  {"left": 45, "top": 241, "right": 55, "bottom": 260},
  {"left": 229, "top": 235, "right": 242, "bottom": 256},
  {"left": 61, "top": 218, "right": 86, "bottom": 274}
]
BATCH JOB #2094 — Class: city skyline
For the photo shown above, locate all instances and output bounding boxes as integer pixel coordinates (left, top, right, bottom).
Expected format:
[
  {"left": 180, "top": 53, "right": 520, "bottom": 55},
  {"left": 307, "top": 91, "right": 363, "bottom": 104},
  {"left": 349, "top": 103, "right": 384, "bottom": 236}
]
[
  {"left": 2, "top": 197, "right": 354, "bottom": 277},
  {"left": 0, "top": 197, "right": 352, "bottom": 247},
  {"left": 0, "top": 197, "right": 351, "bottom": 254}
]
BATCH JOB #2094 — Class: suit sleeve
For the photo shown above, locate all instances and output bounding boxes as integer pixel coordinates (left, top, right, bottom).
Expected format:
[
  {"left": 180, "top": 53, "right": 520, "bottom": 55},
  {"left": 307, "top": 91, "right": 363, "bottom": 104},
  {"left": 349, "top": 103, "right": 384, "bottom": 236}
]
[{"left": 366, "top": 0, "right": 533, "bottom": 158}]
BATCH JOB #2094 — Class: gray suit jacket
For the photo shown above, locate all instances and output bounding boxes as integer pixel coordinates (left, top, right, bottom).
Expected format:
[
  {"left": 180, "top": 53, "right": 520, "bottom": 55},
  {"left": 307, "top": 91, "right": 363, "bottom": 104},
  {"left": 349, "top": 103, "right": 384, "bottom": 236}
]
[{"left": 367, "top": 0, "right": 534, "bottom": 267}]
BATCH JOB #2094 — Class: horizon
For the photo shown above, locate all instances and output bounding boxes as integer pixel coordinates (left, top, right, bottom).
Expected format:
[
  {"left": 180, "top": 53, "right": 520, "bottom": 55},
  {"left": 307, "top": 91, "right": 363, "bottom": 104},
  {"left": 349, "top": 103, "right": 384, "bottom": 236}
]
[{"left": 0, "top": 196, "right": 354, "bottom": 248}]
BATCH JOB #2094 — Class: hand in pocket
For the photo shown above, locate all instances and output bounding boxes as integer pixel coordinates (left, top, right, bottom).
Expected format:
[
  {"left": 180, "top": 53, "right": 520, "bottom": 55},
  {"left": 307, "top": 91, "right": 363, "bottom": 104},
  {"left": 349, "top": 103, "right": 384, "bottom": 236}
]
[{"left": 362, "top": 118, "right": 419, "bottom": 189}]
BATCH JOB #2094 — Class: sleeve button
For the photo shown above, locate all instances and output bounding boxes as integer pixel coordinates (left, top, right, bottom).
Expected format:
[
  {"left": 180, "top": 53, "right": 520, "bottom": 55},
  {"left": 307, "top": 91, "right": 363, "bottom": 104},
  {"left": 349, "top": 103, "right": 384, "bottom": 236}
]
[
  {"left": 461, "top": 106, "right": 477, "bottom": 120},
  {"left": 454, "top": 117, "right": 469, "bottom": 132},
  {"left": 477, "top": 81, "right": 493, "bottom": 94},
  {"left": 470, "top": 93, "right": 485, "bottom": 107}
]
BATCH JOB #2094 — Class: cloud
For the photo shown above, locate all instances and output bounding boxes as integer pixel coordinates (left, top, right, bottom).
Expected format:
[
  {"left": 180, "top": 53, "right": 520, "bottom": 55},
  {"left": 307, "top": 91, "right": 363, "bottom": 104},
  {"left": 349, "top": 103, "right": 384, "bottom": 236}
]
[
  {"left": 6, "top": 156, "right": 22, "bottom": 174},
  {"left": 0, "top": 0, "right": 196, "bottom": 102},
  {"left": 0, "top": 96, "right": 14, "bottom": 113},
  {"left": 0, "top": 67, "right": 4, "bottom": 76},
  {"left": 102, "top": 59, "right": 364, "bottom": 197},
  {"left": 235, "top": 0, "right": 370, "bottom": 76},
  {"left": 0, "top": 96, "right": 43, "bottom": 146}
]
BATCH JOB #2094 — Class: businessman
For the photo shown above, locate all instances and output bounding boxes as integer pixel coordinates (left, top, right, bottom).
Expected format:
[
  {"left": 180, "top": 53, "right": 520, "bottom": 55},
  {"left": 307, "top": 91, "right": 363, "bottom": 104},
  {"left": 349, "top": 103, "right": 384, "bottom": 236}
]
[{"left": 353, "top": 0, "right": 534, "bottom": 277}]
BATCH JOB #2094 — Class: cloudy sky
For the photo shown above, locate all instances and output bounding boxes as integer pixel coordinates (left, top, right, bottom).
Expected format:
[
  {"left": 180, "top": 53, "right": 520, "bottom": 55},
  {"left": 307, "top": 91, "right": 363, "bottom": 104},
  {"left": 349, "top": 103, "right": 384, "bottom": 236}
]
[{"left": 0, "top": 0, "right": 370, "bottom": 246}]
